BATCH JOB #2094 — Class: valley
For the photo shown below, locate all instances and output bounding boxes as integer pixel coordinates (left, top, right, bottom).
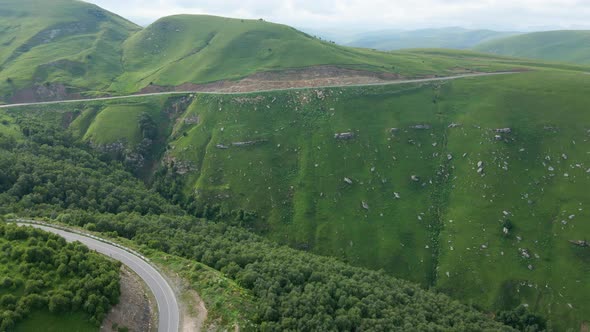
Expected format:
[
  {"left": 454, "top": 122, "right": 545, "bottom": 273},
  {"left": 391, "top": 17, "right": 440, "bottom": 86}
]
[{"left": 1, "top": 0, "right": 590, "bottom": 331}]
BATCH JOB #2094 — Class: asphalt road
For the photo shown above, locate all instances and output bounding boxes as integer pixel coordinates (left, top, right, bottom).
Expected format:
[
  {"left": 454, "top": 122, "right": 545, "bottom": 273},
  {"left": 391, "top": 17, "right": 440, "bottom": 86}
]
[
  {"left": 17, "top": 223, "right": 179, "bottom": 332},
  {"left": 0, "top": 71, "right": 519, "bottom": 109}
]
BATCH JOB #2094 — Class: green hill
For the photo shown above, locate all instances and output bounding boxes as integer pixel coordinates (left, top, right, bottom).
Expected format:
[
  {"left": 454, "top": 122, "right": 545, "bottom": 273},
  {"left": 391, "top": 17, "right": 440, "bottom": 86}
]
[
  {"left": 346, "top": 27, "right": 520, "bottom": 51},
  {"left": 0, "top": 0, "right": 140, "bottom": 101},
  {"left": 110, "top": 15, "right": 524, "bottom": 93},
  {"left": 0, "top": 1, "right": 527, "bottom": 103},
  {"left": 474, "top": 30, "right": 590, "bottom": 65},
  {"left": 9, "top": 64, "right": 590, "bottom": 330}
]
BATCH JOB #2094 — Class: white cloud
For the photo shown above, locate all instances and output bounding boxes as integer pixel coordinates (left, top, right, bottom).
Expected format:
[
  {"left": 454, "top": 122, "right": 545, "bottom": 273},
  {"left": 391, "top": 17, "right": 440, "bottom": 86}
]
[{"left": 84, "top": 0, "right": 590, "bottom": 31}]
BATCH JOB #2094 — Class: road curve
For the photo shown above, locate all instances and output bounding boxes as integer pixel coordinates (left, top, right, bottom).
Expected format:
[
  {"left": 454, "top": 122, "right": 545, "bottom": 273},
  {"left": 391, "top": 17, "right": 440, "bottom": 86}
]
[
  {"left": 17, "top": 223, "right": 179, "bottom": 332},
  {"left": 0, "top": 71, "right": 519, "bottom": 109}
]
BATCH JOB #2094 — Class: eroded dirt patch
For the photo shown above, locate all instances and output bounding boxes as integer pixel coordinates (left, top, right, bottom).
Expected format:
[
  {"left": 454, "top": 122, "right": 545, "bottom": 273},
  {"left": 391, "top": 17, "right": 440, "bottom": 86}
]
[
  {"left": 139, "top": 65, "right": 407, "bottom": 94},
  {"left": 101, "top": 266, "right": 156, "bottom": 332},
  {"left": 10, "top": 82, "right": 82, "bottom": 103}
]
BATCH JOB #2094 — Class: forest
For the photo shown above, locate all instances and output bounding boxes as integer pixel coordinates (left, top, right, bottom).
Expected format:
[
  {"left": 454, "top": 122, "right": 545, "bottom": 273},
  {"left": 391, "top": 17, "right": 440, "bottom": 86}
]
[{"left": 0, "top": 223, "right": 121, "bottom": 331}]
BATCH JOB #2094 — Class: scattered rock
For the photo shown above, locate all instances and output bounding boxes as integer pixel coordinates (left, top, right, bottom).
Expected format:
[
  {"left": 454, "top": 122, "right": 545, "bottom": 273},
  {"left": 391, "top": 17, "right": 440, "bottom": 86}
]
[
  {"left": 447, "top": 154, "right": 453, "bottom": 160},
  {"left": 448, "top": 123, "right": 461, "bottom": 128},
  {"left": 477, "top": 161, "right": 484, "bottom": 168},
  {"left": 344, "top": 177, "right": 353, "bottom": 184},
  {"left": 411, "top": 175, "right": 420, "bottom": 182},
  {"left": 394, "top": 192, "right": 401, "bottom": 199},
  {"left": 494, "top": 128, "right": 512, "bottom": 134},
  {"left": 232, "top": 139, "right": 267, "bottom": 147},
  {"left": 215, "top": 144, "right": 229, "bottom": 149},
  {"left": 361, "top": 201, "right": 369, "bottom": 210},
  {"left": 334, "top": 132, "right": 355, "bottom": 140},
  {"left": 410, "top": 124, "right": 431, "bottom": 130}
]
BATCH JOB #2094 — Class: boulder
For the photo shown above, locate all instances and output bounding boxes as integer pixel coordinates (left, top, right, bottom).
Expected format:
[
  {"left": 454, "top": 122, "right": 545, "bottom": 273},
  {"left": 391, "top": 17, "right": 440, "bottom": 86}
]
[{"left": 334, "top": 132, "right": 355, "bottom": 140}]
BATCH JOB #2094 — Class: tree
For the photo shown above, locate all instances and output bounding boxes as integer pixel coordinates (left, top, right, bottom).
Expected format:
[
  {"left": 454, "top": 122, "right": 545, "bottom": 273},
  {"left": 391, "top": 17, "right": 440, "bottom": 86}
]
[{"left": 48, "top": 293, "right": 71, "bottom": 313}]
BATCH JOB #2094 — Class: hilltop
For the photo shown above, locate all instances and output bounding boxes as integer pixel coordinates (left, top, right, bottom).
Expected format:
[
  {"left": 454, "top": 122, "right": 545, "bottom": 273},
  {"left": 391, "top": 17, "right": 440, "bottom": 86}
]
[
  {"left": 0, "top": 0, "right": 140, "bottom": 102},
  {"left": 474, "top": 30, "right": 590, "bottom": 65}
]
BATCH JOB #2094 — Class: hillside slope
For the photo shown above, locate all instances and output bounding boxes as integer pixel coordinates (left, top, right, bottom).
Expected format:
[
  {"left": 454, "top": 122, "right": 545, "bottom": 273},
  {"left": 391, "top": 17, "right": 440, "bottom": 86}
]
[
  {"left": 474, "top": 30, "right": 590, "bottom": 65},
  {"left": 14, "top": 66, "right": 590, "bottom": 331},
  {"left": 346, "top": 27, "right": 519, "bottom": 51},
  {"left": 0, "top": 0, "right": 140, "bottom": 102}
]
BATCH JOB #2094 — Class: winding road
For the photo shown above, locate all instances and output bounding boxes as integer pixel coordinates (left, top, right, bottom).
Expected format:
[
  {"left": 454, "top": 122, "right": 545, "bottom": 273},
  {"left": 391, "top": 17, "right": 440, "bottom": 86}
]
[
  {"left": 0, "top": 71, "right": 519, "bottom": 109},
  {"left": 16, "top": 223, "right": 179, "bottom": 332}
]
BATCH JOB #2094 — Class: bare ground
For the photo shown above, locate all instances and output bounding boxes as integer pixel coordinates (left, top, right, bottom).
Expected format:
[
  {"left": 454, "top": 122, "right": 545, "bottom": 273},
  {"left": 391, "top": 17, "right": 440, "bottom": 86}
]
[
  {"left": 159, "top": 259, "right": 209, "bottom": 332},
  {"left": 138, "top": 65, "right": 408, "bottom": 94},
  {"left": 101, "top": 266, "right": 157, "bottom": 332}
]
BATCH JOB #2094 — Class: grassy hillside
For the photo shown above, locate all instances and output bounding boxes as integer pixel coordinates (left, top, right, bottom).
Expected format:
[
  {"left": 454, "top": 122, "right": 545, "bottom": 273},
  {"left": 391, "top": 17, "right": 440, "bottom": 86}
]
[
  {"left": 168, "top": 70, "right": 590, "bottom": 331},
  {"left": 474, "top": 30, "right": 590, "bottom": 65},
  {"left": 0, "top": 0, "right": 140, "bottom": 101},
  {"left": 14, "top": 65, "right": 590, "bottom": 330},
  {"left": 346, "top": 27, "right": 520, "bottom": 51},
  {"left": 110, "top": 15, "right": 523, "bottom": 93},
  {"left": 0, "top": 110, "right": 515, "bottom": 331}
]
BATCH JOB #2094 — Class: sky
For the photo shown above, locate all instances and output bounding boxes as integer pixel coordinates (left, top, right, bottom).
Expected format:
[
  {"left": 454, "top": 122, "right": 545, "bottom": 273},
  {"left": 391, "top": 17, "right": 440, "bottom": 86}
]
[{"left": 84, "top": 0, "right": 590, "bottom": 32}]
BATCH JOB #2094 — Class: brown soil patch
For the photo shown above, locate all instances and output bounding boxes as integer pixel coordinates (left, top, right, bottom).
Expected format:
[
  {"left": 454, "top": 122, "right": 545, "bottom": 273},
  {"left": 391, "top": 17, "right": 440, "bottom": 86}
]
[
  {"left": 139, "top": 65, "right": 406, "bottom": 94},
  {"left": 10, "top": 82, "right": 82, "bottom": 103},
  {"left": 582, "top": 322, "right": 589, "bottom": 332},
  {"left": 101, "top": 266, "right": 157, "bottom": 332}
]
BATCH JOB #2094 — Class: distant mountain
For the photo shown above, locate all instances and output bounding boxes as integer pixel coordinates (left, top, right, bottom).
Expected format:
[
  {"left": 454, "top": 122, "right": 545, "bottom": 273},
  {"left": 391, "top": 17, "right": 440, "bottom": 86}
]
[
  {"left": 473, "top": 30, "right": 590, "bottom": 65},
  {"left": 344, "top": 27, "right": 520, "bottom": 50}
]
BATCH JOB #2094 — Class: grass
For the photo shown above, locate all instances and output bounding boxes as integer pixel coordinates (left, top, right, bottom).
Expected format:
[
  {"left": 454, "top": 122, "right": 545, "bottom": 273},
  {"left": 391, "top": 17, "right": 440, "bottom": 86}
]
[
  {"left": 474, "top": 30, "right": 590, "bottom": 65},
  {"left": 13, "top": 310, "right": 97, "bottom": 332}
]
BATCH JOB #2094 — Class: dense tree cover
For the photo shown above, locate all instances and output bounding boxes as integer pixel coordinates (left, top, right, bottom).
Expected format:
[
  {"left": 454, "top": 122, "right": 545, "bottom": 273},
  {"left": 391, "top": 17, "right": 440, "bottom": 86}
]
[
  {"left": 0, "top": 223, "right": 121, "bottom": 331},
  {"left": 0, "top": 114, "right": 522, "bottom": 330},
  {"left": 0, "top": 117, "right": 182, "bottom": 216},
  {"left": 50, "top": 211, "right": 515, "bottom": 331},
  {"left": 497, "top": 305, "right": 548, "bottom": 332}
]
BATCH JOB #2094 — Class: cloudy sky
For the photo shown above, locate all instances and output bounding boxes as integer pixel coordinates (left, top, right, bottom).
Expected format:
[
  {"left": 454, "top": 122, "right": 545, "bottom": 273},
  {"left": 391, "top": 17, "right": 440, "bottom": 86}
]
[{"left": 84, "top": 0, "right": 590, "bottom": 32}]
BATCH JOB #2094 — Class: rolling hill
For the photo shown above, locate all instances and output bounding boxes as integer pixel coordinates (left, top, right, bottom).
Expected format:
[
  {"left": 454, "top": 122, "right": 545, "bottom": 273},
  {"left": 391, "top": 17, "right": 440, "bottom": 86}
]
[
  {"left": 0, "top": 0, "right": 529, "bottom": 103},
  {"left": 474, "top": 30, "right": 590, "bottom": 65},
  {"left": 0, "top": 0, "right": 140, "bottom": 102},
  {"left": 345, "top": 27, "right": 520, "bottom": 51}
]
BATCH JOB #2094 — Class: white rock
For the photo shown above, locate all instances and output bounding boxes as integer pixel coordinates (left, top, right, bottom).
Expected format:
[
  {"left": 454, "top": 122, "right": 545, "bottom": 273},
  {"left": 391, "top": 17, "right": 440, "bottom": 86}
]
[
  {"left": 344, "top": 177, "right": 353, "bottom": 184},
  {"left": 477, "top": 161, "right": 483, "bottom": 168},
  {"left": 394, "top": 192, "right": 401, "bottom": 199}
]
